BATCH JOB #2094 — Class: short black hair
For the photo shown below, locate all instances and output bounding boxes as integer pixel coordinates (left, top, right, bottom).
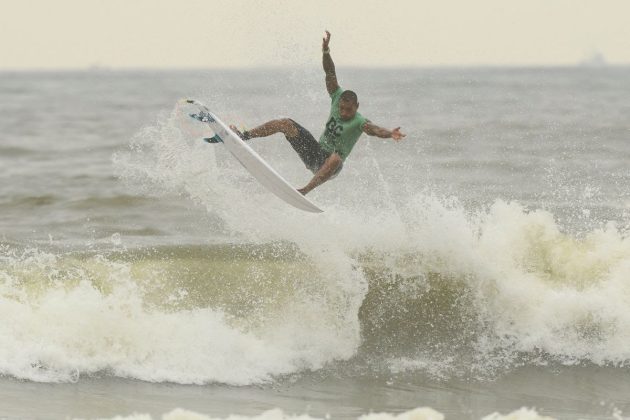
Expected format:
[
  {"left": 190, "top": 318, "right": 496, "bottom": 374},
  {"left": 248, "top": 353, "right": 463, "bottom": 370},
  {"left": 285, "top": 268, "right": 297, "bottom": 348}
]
[{"left": 340, "top": 90, "right": 358, "bottom": 104}]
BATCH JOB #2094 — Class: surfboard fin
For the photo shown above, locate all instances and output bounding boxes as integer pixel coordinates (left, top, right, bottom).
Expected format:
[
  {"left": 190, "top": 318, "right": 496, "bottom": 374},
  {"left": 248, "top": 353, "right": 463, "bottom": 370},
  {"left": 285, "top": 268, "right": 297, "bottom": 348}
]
[
  {"left": 203, "top": 135, "right": 223, "bottom": 144},
  {"left": 189, "top": 111, "right": 216, "bottom": 123}
]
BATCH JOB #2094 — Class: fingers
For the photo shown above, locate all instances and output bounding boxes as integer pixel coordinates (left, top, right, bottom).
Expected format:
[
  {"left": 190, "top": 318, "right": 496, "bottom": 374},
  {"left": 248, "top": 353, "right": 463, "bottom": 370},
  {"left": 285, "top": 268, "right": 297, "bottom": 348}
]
[
  {"left": 323, "top": 30, "right": 331, "bottom": 45},
  {"left": 392, "top": 127, "right": 406, "bottom": 141}
]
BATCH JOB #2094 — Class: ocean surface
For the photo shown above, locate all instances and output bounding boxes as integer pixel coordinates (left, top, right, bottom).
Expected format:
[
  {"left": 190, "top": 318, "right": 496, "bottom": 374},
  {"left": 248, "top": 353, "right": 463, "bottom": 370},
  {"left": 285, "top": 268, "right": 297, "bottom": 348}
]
[{"left": 1, "top": 67, "right": 630, "bottom": 419}]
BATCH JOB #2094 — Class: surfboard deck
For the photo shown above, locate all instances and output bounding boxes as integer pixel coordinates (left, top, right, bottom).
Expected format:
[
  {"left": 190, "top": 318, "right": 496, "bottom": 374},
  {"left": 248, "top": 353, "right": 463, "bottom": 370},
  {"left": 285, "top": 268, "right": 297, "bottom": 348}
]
[{"left": 185, "top": 99, "right": 324, "bottom": 213}]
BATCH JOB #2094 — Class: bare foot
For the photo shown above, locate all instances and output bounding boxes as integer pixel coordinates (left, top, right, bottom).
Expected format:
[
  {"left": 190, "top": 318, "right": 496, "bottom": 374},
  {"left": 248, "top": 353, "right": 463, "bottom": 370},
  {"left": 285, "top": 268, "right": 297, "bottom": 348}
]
[{"left": 229, "top": 125, "right": 247, "bottom": 140}]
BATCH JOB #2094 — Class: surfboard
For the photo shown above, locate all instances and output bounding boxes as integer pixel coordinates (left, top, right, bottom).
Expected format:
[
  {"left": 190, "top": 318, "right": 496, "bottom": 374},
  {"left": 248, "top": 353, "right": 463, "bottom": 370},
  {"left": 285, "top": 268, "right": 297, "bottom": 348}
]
[{"left": 185, "top": 99, "right": 324, "bottom": 213}]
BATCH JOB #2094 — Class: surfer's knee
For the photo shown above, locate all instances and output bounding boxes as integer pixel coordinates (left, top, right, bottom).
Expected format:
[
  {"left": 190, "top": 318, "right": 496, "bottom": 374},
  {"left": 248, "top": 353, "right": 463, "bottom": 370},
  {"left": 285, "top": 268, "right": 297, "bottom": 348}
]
[
  {"left": 276, "top": 118, "right": 299, "bottom": 138},
  {"left": 330, "top": 153, "right": 342, "bottom": 166}
]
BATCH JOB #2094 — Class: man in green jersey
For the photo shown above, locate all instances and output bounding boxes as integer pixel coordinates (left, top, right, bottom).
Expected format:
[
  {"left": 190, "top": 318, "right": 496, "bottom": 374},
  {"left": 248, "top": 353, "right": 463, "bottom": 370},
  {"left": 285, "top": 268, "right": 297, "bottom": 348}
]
[{"left": 231, "top": 31, "right": 406, "bottom": 195}]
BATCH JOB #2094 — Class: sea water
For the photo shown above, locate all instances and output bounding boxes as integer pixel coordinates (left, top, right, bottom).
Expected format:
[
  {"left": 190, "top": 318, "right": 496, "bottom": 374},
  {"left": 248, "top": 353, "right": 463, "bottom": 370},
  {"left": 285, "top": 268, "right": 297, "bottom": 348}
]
[{"left": 1, "top": 67, "right": 630, "bottom": 419}]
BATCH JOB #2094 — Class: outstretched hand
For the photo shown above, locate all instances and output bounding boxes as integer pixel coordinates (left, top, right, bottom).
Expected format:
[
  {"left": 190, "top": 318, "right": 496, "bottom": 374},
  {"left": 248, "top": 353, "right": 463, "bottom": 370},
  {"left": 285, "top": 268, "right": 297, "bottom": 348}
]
[
  {"left": 392, "top": 127, "right": 406, "bottom": 142},
  {"left": 322, "top": 30, "right": 331, "bottom": 50}
]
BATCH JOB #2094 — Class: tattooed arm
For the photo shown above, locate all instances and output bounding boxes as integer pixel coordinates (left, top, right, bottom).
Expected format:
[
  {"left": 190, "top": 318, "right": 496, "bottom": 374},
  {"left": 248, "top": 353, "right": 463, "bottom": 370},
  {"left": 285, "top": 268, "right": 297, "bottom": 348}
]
[
  {"left": 322, "top": 31, "right": 340, "bottom": 95},
  {"left": 362, "top": 121, "right": 406, "bottom": 141}
]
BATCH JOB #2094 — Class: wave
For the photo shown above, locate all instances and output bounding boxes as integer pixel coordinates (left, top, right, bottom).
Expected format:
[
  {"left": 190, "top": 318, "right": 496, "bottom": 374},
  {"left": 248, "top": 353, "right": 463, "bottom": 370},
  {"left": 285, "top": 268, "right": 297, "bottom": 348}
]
[
  {"left": 0, "top": 243, "right": 362, "bottom": 384},
  {"left": 66, "top": 194, "right": 157, "bottom": 210},
  {"left": 1, "top": 194, "right": 157, "bottom": 210},
  {"left": 0, "top": 145, "right": 36, "bottom": 157},
  {"left": 4, "top": 103, "right": 627, "bottom": 385},
  {"left": 3, "top": 194, "right": 630, "bottom": 385},
  {"left": 1, "top": 194, "right": 60, "bottom": 208},
  {"left": 90, "top": 407, "right": 553, "bottom": 420}
]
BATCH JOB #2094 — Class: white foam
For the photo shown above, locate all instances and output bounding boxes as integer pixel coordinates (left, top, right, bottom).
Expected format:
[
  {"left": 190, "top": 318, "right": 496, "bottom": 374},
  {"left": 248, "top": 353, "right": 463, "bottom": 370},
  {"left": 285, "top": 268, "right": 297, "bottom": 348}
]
[
  {"left": 0, "top": 249, "right": 358, "bottom": 384},
  {"left": 82, "top": 407, "right": 555, "bottom": 420},
  {"left": 481, "top": 408, "right": 556, "bottom": 420}
]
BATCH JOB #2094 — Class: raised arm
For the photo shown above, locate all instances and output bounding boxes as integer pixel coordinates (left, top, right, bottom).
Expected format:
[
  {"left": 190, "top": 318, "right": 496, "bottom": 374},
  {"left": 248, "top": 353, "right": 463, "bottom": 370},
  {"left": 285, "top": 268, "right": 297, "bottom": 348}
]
[
  {"left": 363, "top": 122, "right": 406, "bottom": 141},
  {"left": 322, "top": 31, "right": 340, "bottom": 95}
]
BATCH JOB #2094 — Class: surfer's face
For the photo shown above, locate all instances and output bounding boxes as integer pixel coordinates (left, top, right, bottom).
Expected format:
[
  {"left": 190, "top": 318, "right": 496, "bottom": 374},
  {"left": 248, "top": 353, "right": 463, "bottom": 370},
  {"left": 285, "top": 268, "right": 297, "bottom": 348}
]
[{"left": 339, "top": 99, "right": 358, "bottom": 121}]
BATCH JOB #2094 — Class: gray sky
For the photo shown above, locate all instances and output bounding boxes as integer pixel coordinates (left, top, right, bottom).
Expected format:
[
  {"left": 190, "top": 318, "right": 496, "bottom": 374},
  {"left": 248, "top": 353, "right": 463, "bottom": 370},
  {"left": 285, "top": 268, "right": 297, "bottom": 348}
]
[{"left": 1, "top": 0, "right": 629, "bottom": 69}]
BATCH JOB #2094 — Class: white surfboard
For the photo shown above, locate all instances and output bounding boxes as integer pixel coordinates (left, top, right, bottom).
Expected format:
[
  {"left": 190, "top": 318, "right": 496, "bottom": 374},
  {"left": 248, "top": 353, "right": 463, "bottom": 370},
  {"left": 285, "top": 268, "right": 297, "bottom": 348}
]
[{"left": 185, "top": 99, "right": 323, "bottom": 213}]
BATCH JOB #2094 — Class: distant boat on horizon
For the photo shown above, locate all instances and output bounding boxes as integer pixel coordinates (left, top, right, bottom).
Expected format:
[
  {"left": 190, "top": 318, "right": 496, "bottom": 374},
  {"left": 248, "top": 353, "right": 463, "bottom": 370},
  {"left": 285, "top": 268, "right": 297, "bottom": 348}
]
[{"left": 579, "top": 51, "right": 607, "bottom": 67}]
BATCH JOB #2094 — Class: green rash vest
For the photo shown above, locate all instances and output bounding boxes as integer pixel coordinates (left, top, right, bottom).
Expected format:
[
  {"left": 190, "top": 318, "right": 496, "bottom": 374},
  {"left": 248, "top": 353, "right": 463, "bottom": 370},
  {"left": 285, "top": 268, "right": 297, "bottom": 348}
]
[{"left": 318, "top": 87, "right": 368, "bottom": 161}]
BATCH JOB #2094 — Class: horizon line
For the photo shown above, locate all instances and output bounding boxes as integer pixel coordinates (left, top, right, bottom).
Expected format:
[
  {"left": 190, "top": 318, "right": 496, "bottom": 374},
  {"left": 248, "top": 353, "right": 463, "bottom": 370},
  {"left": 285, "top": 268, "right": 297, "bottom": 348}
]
[{"left": 2, "top": 62, "right": 629, "bottom": 73}]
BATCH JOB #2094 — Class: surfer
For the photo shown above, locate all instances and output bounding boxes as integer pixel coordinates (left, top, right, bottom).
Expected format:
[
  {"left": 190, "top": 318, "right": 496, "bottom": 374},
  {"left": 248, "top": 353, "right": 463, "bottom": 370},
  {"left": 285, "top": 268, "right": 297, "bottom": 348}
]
[{"left": 230, "top": 31, "right": 406, "bottom": 195}]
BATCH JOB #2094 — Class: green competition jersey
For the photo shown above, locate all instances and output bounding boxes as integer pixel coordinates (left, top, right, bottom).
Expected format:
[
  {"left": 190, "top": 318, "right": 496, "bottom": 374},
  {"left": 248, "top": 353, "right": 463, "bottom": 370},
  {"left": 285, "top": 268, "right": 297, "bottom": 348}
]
[{"left": 318, "top": 88, "right": 368, "bottom": 161}]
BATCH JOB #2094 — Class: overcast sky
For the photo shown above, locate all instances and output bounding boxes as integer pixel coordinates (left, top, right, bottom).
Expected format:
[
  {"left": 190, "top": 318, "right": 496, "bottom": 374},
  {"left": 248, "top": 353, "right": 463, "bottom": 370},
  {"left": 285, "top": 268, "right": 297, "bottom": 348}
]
[{"left": 1, "top": 0, "right": 629, "bottom": 69}]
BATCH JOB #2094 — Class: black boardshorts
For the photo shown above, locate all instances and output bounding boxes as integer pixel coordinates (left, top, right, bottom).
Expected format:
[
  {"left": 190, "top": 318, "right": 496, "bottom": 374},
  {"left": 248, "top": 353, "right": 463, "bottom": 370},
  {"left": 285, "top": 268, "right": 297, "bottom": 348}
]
[{"left": 286, "top": 119, "right": 343, "bottom": 177}]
